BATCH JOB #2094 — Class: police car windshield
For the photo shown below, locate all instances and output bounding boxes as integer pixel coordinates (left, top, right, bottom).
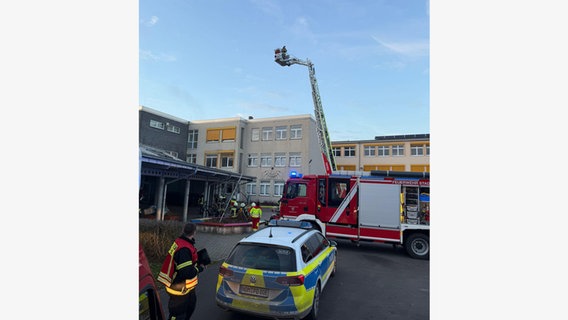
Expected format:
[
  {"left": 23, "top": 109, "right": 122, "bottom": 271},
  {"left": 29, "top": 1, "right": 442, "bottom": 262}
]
[{"left": 226, "top": 244, "right": 296, "bottom": 272}]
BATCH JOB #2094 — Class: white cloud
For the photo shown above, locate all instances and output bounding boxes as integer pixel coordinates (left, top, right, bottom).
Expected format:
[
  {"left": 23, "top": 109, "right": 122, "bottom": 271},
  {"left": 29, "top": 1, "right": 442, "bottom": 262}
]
[
  {"left": 249, "top": 0, "right": 282, "bottom": 18},
  {"left": 141, "top": 15, "right": 159, "bottom": 27},
  {"left": 371, "top": 35, "right": 429, "bottom": 57},
  {"left": 139, "top": 50, "right": 176, "bottom": 62},
  {"left": 149, "top": 16, "right": 159, "bottom": 26}
]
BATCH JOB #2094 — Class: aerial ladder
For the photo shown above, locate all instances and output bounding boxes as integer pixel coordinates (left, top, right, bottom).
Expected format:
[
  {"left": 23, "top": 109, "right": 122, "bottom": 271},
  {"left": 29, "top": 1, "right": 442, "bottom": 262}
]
[{"left": 274, "top": 46, "right": 336, "bottom": 174}]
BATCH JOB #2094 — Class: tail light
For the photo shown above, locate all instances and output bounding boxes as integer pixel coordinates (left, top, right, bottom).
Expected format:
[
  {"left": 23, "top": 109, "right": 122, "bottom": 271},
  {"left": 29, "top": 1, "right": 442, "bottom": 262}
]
[
  {"left": 276, "top": 275, "right": 304, "bottom": 286},
  {"left": 219, "top": 265, "right": 234, "bottom": 278}
]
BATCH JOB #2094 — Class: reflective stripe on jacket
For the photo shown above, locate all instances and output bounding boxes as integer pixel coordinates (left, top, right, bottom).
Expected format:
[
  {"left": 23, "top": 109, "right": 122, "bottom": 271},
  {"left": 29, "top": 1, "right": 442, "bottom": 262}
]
[
  {"left": 165, "top": 276, "right": 198, "bottom": 296},
  {"left": 157, "top": 236, "right": 198, "bottom": 289}
]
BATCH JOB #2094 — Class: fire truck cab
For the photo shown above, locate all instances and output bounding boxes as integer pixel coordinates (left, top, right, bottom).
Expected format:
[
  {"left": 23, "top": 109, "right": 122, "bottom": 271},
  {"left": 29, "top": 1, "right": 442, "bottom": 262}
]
[{"left": 278, "top": 170, "right": 430, "bottom": 259}]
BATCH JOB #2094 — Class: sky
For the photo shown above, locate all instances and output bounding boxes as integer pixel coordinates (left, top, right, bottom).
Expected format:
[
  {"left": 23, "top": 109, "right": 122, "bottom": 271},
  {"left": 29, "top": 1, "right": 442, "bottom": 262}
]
[{"left": 139, "top": 0, "right": 430, "bottom": 141}]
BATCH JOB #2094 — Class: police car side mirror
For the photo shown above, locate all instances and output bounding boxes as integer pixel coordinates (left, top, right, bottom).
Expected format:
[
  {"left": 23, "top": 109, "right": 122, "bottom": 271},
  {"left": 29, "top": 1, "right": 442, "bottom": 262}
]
[{"left": 330, "top": 241, "right": 337, "bottom": 247}]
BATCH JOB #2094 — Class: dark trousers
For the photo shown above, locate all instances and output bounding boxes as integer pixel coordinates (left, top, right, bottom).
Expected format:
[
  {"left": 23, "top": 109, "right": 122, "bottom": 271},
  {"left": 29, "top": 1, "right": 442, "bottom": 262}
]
[{"left": 167, "top": 289, "right": 197, "bottom": 320}]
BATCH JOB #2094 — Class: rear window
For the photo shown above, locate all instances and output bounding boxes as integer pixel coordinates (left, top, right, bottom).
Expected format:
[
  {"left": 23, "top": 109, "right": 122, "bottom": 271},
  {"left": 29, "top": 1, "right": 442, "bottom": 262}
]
[{"left": 226, "top": 243, "right": 296, "bottom": 272}]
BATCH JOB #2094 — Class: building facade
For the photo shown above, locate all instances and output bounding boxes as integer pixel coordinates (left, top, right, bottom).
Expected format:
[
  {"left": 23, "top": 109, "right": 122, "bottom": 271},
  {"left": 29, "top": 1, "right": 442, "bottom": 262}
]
[
  {"left": 139, "top": 107, "right": 189, "bottom": 160},
  {"left": 332, "top": 134, "right": 430, "bottom": 173},
  {"left": 139, "top": 106, "right": 429, "bottom": 206},
  {"left": 140, "top": 106, "right": 325, "bottom": 205}
]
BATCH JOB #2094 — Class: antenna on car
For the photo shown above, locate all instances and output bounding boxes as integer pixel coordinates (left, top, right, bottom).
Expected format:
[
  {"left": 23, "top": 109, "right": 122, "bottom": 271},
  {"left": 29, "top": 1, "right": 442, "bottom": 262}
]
[{"left": 269, "top": 227, "right": 273, "bottom": 238}]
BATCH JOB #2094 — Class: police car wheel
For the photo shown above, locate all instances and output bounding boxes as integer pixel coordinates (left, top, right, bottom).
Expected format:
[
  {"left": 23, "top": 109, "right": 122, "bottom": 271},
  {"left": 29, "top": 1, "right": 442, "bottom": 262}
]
[
  {"left": 331, "top": 258, "right": 337, "bottom": 277},
  {"left": 305, "top": 283, "right": 320, "bottom": 320}
]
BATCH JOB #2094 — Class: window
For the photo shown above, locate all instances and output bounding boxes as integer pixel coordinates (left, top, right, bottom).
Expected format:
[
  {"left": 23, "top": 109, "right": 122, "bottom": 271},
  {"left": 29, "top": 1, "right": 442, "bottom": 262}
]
[
  {"left": 364, "top": 146, "right": 375, "bottom": 156},
  {"left": 251, "top": 128, "right": 260, "bottom": 141},
  {"left": 225, "top": 243, "right": 296, "bottom": 272},
  {"left": 426, "top": 144, "right": 430, "bottom": 156},
  {"left": 392, "top": 144, "right": 404, "bottom": 156},
  {"left": 248, "top": 153, "right": 259, "bottom": 167},
  {"left": 305, "top": 233, "right": 328, "bottom": 259},
  {"left": 378, "top": 145, "right": 390, "bottom": 156},
  {"left": 221, "top": 153, "right": 234, "bottom": 168},
  {"left": 318, "top": 179, "right": 326, "bottom": 205},
  {"left": 262, "top": 127, "right": 273, "bottom": 141},
  {"left": 206, "top": 154, "right": 217, "bottom": 167},
  {"left": 411, "top": 164, "right": 430, "bottom": 172},
  {"left": 274, "top": 153, "right": 286, "bottom": 167},
  {"left": 150, "top": 120, "right": 164, "bottom": 130},
  {"left": 344, "top": 146, "right": 356, "bottom": 157},
  {"left": 285, "top": 182, "right": 307, "bottom": 199},
  {"left": 186, "top": 154, "right": 196, "bottom": 164},
  {"left": 166, "top": 124, "right": 180, "bottom": 134},
  {"left": 332, "top": 147, "right": 341, "bottom": 157},
  {"left": 411, "top": 144, "right": 424, "bottom": 156},
  {"left": 290, "top": 125, "right": 302, "bottom": 139},
  {"left": 260, "top": 153, "right": 272, "bottom": 167},
  {"left": 260, "top": 181, "right": 271, "bottom": 196},
  {"left": 289, "top": 153, "right": 302, "bottom": 167},
  {"left": 274, "top": 181, "right": 284, "bottom": 196},
  {"left": 206, "top": 127, "right": 236, "bottom": 142},
  {"left": 275, "top": 126, "right": 287, "bottom": 140},
  {"left": 246, "top": 182, "right": 256, "bottom": 196},
  {"left": 206, "top": 129, "right": 220, "bottom": 142},
  {"left": 221, "top": 127, "right": 236, "bottom": 141},
  {"left": 329, "top": 179, "right": 349, "bottom": 206},
  {"left": 187, "top": 130, "right": 198, "bottom": 149}
]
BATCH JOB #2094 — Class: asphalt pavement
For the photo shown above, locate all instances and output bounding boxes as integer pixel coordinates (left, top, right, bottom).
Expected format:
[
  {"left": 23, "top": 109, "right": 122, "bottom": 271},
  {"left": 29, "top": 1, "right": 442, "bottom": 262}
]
[{"left": 189, "top": 207, "right": 276, "bottom": 262}]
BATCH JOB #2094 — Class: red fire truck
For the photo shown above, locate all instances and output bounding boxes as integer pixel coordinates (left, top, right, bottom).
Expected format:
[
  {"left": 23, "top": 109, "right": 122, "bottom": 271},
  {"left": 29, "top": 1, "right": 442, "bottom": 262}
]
[{"left": 276, "top": 170, "right": 430, "bottom": 259}]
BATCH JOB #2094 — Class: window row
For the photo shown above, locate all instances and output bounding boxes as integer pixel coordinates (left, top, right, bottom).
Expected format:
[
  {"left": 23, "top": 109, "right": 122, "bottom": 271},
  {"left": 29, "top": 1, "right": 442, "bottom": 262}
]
[
  {"left": 337, "top": 164, "right": 429, "bottom": 173},
  {"left": 248, "top": 152, "right": 302, "bottom": 167},
  {"left": 332, "top": 144, "right": 430, "bottom": 157},
  {"left": 149, "top": 119, "right": 181, "bottom": 134},
  {"left": 206, "top": 127, "right": 236, "bottom": 143},
  {"left": 246, "top": 181, "right": 285, "bottom": 197},
  {"left": 251, "top": 125, "right": 302, "bottom": 142},
  {"left": 194, "top": 152, "right": 235, "bottom": 169}
]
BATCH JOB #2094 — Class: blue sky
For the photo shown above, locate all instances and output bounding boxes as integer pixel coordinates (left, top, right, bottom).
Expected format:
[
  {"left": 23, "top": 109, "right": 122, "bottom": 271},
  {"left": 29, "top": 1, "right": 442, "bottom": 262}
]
[{"left": 139, "top": 0, "right": 430, "bottom": 141}]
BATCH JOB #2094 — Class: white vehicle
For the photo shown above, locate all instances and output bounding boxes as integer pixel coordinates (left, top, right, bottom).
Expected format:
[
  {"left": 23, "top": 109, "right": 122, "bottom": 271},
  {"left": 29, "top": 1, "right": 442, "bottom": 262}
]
[{"left": 216, "top": 220, "right": 338, "bottom": 320}]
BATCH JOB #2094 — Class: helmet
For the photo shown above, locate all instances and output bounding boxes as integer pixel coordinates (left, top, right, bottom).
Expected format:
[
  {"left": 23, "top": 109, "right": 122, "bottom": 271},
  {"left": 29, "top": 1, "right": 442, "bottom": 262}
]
[
  {"left": 240, "top": 203, "right": 245, "bottom": 207},
  {"left": 251, "top": 202, "right": 256, "bottom": 207}
]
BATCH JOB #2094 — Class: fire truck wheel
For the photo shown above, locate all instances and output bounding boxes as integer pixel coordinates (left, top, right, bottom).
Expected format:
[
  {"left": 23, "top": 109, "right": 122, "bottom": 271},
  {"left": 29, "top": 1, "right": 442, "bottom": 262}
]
[{"left": 405, "top": 233, "right": 429, "bottom": 260}]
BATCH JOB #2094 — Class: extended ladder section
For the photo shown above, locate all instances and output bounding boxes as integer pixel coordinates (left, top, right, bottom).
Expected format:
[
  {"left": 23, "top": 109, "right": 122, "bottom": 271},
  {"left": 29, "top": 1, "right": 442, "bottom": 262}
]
[{"left": 274, "top": 46, "right": 337, "bottom": 173}]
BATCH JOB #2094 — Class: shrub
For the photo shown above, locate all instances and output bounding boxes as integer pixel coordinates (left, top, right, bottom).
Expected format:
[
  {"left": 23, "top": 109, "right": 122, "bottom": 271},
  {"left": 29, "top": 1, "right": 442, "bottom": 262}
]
[{"left": 139, "top": 219, "right": 185, "bottom": 263}]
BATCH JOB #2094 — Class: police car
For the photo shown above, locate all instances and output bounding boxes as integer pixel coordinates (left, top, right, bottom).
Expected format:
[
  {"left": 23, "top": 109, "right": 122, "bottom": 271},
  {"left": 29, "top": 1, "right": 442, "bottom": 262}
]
[{"left": 215, "top": 219, "right": 337, "bottom": 320}]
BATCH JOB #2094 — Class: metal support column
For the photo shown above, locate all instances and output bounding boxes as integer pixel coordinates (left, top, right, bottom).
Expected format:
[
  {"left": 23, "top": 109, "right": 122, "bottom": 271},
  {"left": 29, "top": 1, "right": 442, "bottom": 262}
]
[{"left": 183, "top": 179, "right": 191, "bottom": 223}]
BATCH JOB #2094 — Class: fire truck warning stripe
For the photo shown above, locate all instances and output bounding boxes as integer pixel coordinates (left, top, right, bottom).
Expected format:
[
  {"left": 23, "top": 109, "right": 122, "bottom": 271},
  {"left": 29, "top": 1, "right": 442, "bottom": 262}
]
[{"left": 329, "top": 183, "right": 358, "bottom": 223}]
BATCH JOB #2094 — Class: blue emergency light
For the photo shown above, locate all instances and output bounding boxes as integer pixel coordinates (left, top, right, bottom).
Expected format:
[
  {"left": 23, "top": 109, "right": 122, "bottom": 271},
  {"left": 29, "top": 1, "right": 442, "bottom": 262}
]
[{"left": 289, "top": 171, "right": 303, "bottom": 179}]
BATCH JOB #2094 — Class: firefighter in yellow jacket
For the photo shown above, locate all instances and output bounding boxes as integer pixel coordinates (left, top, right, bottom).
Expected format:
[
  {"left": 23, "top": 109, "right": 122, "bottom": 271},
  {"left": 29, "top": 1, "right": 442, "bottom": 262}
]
[
  {"left": 249, "top": 202, "right": 262, "bottom": 231},
  {"left": 157, "top": 223, "right": 205, "bottom": 320}
]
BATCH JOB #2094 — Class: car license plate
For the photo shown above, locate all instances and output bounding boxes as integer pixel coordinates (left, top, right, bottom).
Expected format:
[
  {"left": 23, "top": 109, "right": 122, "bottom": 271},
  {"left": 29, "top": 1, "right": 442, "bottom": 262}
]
[{"left": 239, "top": 285, "right": 268, "bottom": 298}]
